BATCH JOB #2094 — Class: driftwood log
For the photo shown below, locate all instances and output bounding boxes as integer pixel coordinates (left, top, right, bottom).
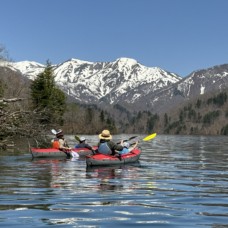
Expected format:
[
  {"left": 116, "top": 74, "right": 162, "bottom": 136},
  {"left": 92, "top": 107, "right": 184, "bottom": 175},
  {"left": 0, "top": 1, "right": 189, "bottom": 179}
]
[{"left": 0, "top": 98, "right": 24, "bottom": 104}]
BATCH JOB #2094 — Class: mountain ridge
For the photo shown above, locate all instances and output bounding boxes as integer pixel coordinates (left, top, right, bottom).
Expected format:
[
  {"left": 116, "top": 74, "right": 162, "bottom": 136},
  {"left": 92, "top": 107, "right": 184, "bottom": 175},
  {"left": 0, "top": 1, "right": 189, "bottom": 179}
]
[
  {"left": 1, "top": 58, "right": 228, "bottom": 135},
  {"left": 6, "top": 58, "right": 182, "bottom": 105},
  {"left": 3, "top": 58, "right": 228, "bottom": 114}
]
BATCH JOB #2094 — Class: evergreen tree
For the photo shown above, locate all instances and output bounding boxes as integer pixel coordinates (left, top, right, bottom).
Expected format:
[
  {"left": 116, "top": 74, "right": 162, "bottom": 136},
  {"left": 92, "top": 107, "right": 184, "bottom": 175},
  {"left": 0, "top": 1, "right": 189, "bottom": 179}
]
[
  {"left": 195, "top": 99, "right": 202, "bottom": 108},
  {"left": 0, "top": 79, "right": 4, "bottom": 98},
  {"left": 179, "top": 110, "right": 184, "bottom": 123},
  {"left": 0, "top": 44, "right": 10, "bottom": 61},
  {"left": 30, "top": 61, "right": 66, "bottom": 125},
  {"left": 164, "top": 113, "right": 169, "bottom": 127},
  {"left": 100, "top": 110, "right": 105, "bottom": 122},
  {"left": 86, "top": 107, "right": 93, "bottom": 123},
  {"left": 221, "top": 124, "right": 228, "bottom": 135},
  {"left": 147, "top": 114, "right": 159, "bottom": 133}
]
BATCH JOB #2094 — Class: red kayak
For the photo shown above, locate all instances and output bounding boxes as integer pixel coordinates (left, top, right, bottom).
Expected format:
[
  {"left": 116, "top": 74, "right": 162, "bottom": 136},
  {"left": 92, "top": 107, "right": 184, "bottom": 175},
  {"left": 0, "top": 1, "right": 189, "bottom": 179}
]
[
  {"left": 86, "top": 145, "right": 141, "bottom": 166},
  {"left": 30, "top": 147, "right": 97, "bottom": 158}
]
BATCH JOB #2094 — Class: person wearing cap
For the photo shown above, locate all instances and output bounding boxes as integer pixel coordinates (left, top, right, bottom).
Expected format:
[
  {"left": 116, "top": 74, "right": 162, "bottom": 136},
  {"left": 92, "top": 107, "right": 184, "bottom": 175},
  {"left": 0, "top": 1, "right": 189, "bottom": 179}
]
[
  {"left": 52, "top": 129, "right": 71, "bottom": 150},
  {"left": 119, "top": 142, "right": 130, "bottom": 155},
  {"left": 119, "top": 141, "right": 138, "bottom": 155},
  {"left": 75, "top": 137, "right": 93, "bottom": 150},
  {"left": 97, "top": 129, "right": 124, "bottom": 155}
]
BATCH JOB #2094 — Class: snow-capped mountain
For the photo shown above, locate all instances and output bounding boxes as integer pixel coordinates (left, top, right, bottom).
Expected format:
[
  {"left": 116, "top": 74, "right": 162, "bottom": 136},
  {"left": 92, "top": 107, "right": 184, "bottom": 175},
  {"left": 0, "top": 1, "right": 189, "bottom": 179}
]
[
  {"left": 8, "top": 61, "right": 46, "bottom": 80},
  {"left": 175, "top": 64, "right": 228, "bottom": 97},
  {"left": 133, "top": 64, "right": 228, "bottom": 113},
  {"left": 6, "top": 58, "right": 228, "bottom": 114},
  {"left": 8, "top": 57, "right": 181, "bottom": 105}
]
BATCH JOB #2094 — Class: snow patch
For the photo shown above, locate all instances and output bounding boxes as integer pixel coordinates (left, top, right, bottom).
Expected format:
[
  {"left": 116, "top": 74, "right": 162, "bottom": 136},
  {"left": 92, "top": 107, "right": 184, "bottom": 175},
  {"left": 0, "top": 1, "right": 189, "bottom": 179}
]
[
  {"left": 7, "top": 58, "right": 182, "bottom": 104},
  {"left": 200, "top": 85, "right": 205, "bottom": 95}
]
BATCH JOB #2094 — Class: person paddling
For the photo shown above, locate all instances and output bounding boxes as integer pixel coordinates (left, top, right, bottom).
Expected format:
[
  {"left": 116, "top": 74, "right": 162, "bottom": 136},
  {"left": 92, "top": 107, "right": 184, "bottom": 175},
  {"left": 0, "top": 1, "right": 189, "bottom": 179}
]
[
  {"left": 51, "top": 129, "right": 78, "bottom": 158},
  {"left": 97, "top": 129, "right": 124, "bottom": 156},
  {"left": 119, "top": 141, "right": 138, "bottom": 155},
  {"left": 75, "top": 137, "right": 95, "bottom": 154},
  {"left": 52, "top": 129, "right": 70, "bottom": 150}
]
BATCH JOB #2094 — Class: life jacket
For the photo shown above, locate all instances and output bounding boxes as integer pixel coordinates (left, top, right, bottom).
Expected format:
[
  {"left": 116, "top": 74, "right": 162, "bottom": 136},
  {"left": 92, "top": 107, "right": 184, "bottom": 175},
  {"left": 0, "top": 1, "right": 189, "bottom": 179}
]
[
  {"left": 98, "top": 142, "right": 112, "bottom": 155},
  {"left": 52, "top": 138, "right": 60, "bottom": 149},
  {"left": 119, "top": 147, "right": 129, "bottom": 155}
]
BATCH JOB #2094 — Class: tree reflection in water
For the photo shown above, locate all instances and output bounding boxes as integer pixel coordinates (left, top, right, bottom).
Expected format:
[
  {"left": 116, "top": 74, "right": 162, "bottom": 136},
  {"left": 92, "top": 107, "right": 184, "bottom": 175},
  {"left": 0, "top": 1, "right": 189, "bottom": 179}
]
[{"left": 86, "top": 163, "right": 142, "bottom": 192}]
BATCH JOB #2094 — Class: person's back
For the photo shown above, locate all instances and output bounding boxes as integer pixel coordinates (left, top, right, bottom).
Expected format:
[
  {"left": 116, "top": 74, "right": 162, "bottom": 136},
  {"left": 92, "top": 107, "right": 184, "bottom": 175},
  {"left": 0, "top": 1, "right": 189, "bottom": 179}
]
[
  {"left": 75, "top": 142, "right": 87, "bottom": 148},
  {"left": 51, "top": 129, "right": 70, "bottom": 150},
  {"left": 98, "top": 139, "right": 112, "bottom": 155},
  {"left": 97, "top": 130, "right": 123, "bottom": 155},
  {"left": 75, "top": 137, "right": 92, "bottom": 150},
  {"left": 52, "top": 138, "right": 60, "bottom": 149}
]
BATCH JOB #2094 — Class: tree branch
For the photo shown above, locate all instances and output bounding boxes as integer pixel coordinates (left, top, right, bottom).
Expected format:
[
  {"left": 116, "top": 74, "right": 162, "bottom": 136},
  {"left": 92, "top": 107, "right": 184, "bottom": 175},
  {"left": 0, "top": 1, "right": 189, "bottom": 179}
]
[{"left": 0, "top": 98, "right": 24, "bottom": 104}]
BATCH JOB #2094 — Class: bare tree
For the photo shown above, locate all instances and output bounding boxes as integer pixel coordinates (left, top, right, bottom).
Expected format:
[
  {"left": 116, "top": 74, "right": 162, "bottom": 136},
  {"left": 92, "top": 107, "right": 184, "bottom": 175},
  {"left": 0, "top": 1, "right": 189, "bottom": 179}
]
[
  {"left": 0, "top": 66, "right": 50, "bottom": 150},
  {"left": 0, "top": 44, "right": 10, "bottom": 61}
]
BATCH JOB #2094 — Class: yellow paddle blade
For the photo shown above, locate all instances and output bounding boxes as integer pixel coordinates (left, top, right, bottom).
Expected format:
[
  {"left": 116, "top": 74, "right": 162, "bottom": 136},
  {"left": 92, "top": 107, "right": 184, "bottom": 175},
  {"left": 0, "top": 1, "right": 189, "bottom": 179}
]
[
  {"left": 143, "top": 133, "right": 157, "bottom": 141},
  {"left": 75, "top": 135, "right": 80, "bottom": 142}
]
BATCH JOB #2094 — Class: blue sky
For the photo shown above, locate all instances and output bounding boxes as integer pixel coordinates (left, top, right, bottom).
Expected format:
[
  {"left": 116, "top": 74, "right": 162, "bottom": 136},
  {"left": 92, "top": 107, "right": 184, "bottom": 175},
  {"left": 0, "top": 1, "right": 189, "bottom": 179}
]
[{"left": 1, "top": 0, "right": 228, "bottom": 77}]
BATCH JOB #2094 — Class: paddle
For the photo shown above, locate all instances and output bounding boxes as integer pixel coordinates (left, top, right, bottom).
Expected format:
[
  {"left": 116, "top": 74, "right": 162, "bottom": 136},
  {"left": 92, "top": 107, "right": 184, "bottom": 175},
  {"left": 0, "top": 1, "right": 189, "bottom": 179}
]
[
  {"left": 117, "top": 136, "right": 138, "bottom": 144},
  {"left": 51, "top": 129, "right": 57, "bottom": 135},
  {"left": 129, "top": 133, "right": 157, "bottom": 147},
  {"left": 63, "top": 149, "right": 79, "bottom": 159},
  {"left": 74, "top": 135, "right": 80, "bottom": 142},
  {"left": 142, "top": 133, "right": 157, "bottom": 141}
]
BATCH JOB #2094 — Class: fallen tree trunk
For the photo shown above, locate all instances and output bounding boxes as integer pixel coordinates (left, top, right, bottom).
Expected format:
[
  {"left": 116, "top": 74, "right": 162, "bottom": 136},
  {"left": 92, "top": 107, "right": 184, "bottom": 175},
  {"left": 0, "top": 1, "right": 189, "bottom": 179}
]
[{"left": 0, "top": 98, "right": 24, "bottom": 104}]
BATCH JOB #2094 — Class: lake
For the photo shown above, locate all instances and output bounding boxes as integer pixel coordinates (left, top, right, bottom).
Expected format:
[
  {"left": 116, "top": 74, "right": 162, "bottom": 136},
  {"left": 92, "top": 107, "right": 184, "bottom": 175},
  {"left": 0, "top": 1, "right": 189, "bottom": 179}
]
[{"left": 0, "top": 135, "right": 228, "bottom": 227}]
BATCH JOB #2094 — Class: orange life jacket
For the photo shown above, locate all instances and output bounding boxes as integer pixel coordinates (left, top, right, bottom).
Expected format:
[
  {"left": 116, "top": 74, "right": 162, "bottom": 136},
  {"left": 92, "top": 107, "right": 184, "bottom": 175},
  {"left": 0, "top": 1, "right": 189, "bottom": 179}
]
[{"left": 52, "top": 138, "right": 60, "bottom": 149}]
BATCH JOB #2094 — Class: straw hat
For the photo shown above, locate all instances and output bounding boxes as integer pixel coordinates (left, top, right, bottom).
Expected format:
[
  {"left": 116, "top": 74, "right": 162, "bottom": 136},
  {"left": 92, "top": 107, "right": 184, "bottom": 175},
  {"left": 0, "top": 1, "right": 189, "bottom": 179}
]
[{"left": 99, "top": 129, "right": 112, "bottom": 140}]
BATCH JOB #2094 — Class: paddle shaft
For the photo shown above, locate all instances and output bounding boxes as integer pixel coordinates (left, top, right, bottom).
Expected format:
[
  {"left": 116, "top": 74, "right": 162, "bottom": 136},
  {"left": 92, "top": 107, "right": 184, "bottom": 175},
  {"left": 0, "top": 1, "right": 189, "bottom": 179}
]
[{"left": 117, "top": 136, "right": 138, "bottom": 144}]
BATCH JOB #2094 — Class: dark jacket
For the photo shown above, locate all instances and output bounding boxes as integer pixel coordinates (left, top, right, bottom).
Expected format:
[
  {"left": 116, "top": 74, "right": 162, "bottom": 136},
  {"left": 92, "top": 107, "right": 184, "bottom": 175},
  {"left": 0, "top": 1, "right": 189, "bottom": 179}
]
[
  {"left": 98, "top": 139, "right": 123, "bottom": 155},
  {"left": 75, "top": 142, "right": 92, "bottom": 150}
]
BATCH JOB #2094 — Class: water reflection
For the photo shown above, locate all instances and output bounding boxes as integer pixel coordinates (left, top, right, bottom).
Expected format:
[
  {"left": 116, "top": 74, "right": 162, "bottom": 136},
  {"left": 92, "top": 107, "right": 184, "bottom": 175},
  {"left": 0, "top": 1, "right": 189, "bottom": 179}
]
[
  {"left": 31, "top": 158, "right": 65, "bottom": 189},
  {"left": 0, "top": 135, "right": 228, "bottom": 227},
  {"left": 86, "top": 164, "right": 142, "bottom": 192}
]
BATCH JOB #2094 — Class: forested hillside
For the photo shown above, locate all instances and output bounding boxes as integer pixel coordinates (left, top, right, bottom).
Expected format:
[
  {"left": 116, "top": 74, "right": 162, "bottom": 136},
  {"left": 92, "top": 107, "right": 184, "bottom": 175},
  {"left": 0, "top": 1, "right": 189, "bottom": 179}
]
[
  {"left": 162, "top": 90, "right": 228, "bottom": 135},
  {"left": 1, "top": 60, "right": 228, "bottom": 151},
  {"left": 0, "top": 64, "right": 120, "bottom": 149},
  {"left": 63, "top": 88, "right": 228, "bottom": 136}
]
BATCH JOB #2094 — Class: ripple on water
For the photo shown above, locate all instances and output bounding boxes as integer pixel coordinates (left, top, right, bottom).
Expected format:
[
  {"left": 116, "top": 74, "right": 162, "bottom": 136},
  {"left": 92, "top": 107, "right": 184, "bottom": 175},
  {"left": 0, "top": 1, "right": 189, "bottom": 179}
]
[{"left": 0, "top": 135, "right": 228, "bottom": 227}]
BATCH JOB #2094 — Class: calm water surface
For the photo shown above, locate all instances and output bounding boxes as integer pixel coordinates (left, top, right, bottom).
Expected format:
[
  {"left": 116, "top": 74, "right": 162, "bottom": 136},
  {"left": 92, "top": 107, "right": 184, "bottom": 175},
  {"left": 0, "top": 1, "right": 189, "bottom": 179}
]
[{"left": 0, "top": 135, "right": 228, "bottom": 227}]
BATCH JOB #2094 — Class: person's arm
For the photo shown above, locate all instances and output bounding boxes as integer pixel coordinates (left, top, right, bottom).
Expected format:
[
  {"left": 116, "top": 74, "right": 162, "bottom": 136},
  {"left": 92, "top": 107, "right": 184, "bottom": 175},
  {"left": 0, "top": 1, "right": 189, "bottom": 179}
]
[
  {"left": 132, "top": 141, "right": 138, "bottom": 149},
  {"left": 109, "top": 141, "right": 123, "bottom": 151},
  {"left": 85, "top": 143, "right": 92, "bottom": 150},
  {"left": 59, "top": 139, "right": 71, "bottom": 150},
  {"left": 75, "top": 144, "right": 79, "bottom": 148}
]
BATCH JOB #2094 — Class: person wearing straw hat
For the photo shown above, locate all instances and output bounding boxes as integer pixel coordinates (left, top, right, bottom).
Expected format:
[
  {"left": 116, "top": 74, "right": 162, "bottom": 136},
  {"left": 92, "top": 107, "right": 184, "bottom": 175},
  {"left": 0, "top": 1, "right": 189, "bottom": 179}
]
[{"left": 97, "top": 129, "right": 124, "bottom": 155}]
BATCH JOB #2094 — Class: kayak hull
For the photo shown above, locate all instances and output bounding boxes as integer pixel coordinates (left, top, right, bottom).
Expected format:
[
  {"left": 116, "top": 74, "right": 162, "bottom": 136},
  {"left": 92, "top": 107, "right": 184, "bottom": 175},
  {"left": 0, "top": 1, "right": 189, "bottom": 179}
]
[
  {"left": 86, "top": 148, "right": 141, "bottom": 166},
  {"left": 30, "top": 147, "right": 96, "bottom": 158}
]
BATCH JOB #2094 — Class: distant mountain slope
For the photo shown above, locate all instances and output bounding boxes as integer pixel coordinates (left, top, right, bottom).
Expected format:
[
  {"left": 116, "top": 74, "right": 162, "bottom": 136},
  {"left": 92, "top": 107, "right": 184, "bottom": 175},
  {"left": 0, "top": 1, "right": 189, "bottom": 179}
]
[
  {"left": 7, "top": 58, "right": 181, "bottom": 105},
  {"left": 133, "top": 64, "right": 228, "bottom": 113},
  {"left": 2, "top": 59, "right": 228, "bottom": 135},
  {"left": 4, "top": 59, "right": 228, "bottom": 115}
]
